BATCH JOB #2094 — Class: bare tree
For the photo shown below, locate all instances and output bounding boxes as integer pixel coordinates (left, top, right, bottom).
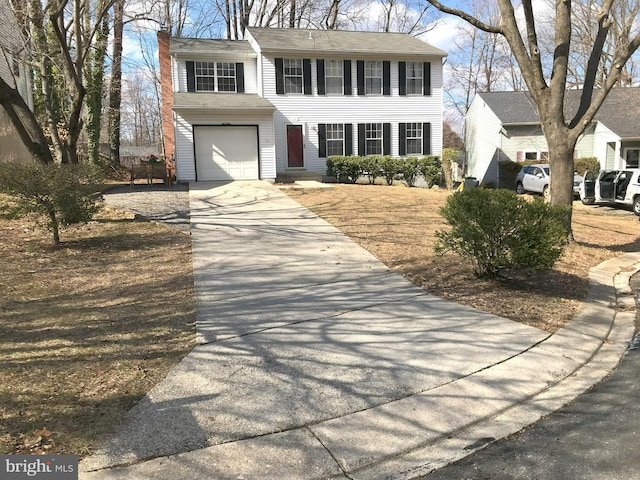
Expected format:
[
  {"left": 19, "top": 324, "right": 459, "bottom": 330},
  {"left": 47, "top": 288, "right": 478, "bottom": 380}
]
[
  {"left": 108, "top": 0, "right": 125, "bottom": 165},
  {"left": 427, "top": 0, "right": 640, "bottom": 234}
]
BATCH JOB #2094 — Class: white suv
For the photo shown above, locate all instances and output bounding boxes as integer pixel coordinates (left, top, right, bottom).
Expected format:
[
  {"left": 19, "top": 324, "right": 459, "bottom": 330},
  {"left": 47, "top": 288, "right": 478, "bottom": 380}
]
[{"left": 580, "top": 169, "right": 640, "bottom": 216}]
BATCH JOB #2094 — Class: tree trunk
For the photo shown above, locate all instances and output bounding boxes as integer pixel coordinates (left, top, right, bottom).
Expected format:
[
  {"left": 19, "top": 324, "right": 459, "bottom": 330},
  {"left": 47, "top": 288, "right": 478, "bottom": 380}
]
[
  {"left": 86, "top": 1, "right": 109, "bottom": 165},
  {"left": 545, "top": 124, "right": 577, "bottom": 238},
  {"left": 109, "top": 0, "right": 124, "bottom": 166}
]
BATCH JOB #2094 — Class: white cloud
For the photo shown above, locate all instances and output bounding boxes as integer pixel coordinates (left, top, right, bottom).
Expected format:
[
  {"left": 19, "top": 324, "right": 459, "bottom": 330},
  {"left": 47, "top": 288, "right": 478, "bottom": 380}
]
[{"left": 421, "top": 15, "right": 464, "bottom": 53}]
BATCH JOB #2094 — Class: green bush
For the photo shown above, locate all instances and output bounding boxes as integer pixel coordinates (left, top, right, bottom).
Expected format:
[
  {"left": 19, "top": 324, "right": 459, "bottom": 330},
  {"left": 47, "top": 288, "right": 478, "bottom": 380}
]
[
  {"left": 379, "top": 156, "right": 400, "bottom": 185},
  {"left": 400, "top": 156, "right": 420, "bottom": 187},
  {"left": 419, "top": 155, "right": 442, "bottom": 188},
  {"left": 434, "top": 188, "right": 567, "bottom": 278},
  {"left": 361, "top": 156, "right": 383, "bottom": 184},
  {"left": 0, "top": 162, "right": 104, "bottom": 244},
  {"left": 326, "top": 156, "right": 362, "bottom": 183},
  {"left": 574, "top": 157, "right": 600, "bottom": 176}
]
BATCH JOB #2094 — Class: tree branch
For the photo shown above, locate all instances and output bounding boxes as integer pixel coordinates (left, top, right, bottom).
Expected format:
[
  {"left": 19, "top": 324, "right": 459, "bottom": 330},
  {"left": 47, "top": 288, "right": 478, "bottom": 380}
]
[{"left": 425, "top": 0, "right": 501, "bottom": 34}]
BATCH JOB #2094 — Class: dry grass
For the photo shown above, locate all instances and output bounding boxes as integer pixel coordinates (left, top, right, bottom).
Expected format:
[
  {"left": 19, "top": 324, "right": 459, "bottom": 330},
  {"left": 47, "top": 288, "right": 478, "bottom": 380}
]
[
  {"left": 1, "top": 183, "right": 638, "bottom": 458},
  {"left": 286, "top": 184, "right": 640, "bottom": 332},
  {"left": 0, "top": 205, "right": 195, "bottom": 457}
]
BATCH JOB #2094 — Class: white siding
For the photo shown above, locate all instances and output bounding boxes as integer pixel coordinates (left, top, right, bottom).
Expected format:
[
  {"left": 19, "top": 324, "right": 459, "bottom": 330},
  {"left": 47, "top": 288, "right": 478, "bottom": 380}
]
[
  {"left": 174, "top": 111, "right": 275, "bottom": 181},
  {"left": 173, "top": 57, "right": 258, "bottom": 94},
  {"left": 500, "top": 126, "right": 548, "bottom": 160},
  {"left": 575, "top": 125, "right": 596, "bottom": 159},
  {"left": 464, "top": 96, "right": 503, "bottom": 185},
  {"left": 592, "top": 122, "right": 620, "bottom": 169},
  {"left": 261, "top": 55, "right": 444, "bottom": 174}
]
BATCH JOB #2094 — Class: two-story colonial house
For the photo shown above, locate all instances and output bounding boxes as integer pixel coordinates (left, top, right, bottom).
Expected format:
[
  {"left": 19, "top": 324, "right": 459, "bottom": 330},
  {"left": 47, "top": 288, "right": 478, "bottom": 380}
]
[{"left": 158, "top": 27, "right": 447, "bottom": 182}]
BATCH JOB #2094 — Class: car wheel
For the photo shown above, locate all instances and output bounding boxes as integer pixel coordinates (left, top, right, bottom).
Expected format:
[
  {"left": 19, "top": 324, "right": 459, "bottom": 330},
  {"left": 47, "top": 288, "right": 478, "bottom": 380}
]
[
  {"left": 516, "top": 182, "right": 525, "bottom": 194},
  {"left": 543, "top": 185, "right": 550, "bottom": 200},
  {"left": 633, "top": 196, "right": 640, "bottom": 216},
  {"left": 582, "top": 197, "right": 595, "bottom": 205}
]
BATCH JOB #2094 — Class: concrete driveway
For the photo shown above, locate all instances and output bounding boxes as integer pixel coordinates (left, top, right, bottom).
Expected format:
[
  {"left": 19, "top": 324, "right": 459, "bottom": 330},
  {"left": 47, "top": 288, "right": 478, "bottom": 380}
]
[{"left": 80, "top": 181, "right": 637, "bottom": 479}]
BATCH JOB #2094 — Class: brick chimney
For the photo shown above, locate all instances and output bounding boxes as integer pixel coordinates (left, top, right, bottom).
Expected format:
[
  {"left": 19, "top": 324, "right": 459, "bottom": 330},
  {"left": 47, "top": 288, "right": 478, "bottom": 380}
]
[{"left": 157, "top": 30, "right": 175, "bottom": 162}]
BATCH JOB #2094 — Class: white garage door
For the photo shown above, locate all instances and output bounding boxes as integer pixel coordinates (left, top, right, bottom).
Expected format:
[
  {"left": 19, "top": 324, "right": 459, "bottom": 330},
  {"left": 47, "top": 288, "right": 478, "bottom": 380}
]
[{"left": 194, "top": 126, "right": 259, "bottom": 181}]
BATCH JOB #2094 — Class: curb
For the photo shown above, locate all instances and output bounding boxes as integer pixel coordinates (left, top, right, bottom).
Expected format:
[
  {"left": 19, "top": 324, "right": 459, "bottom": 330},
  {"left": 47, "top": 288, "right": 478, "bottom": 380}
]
[{"left": 352, "top": 252, "right": 640, "bottom": 480}]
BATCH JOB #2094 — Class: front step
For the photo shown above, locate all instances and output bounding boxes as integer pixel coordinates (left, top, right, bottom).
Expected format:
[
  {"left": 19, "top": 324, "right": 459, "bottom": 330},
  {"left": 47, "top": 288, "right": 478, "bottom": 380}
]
[{"left": 275, "top": 171, "right": 324, "bottom": 183}]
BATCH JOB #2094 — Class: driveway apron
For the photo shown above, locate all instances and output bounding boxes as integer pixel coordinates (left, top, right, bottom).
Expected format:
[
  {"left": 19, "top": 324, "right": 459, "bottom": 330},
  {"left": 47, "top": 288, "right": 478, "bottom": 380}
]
[{"left": 80, "top": 181, "right": 548, "bottom": 476}]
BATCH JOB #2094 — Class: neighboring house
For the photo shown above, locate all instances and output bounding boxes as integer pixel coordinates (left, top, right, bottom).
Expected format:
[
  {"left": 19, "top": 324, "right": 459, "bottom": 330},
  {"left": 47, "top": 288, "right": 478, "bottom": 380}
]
[
  {"left": 465, "top": 88, "right": 640, "bottom": 186},
  {"left": 157, "top": 27, "right": 447, "bottom": 182},
  {"left": 0, "top": 0, "right": 33, "bottom": 163}
]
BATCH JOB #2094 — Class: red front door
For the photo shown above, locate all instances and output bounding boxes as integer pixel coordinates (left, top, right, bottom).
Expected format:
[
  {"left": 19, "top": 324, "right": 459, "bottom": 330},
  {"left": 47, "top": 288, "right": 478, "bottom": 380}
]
[{"left": 287, "top": 125, "right": 304, "bottom": 168}]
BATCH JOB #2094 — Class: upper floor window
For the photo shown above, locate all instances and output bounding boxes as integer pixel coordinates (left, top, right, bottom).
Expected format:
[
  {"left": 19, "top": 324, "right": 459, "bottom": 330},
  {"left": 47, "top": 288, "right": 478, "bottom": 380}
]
[
  {"left": 399, "top": 61, "right": 431, "bottom": 96},
  {"left": 194, "top": 61, "right": 237, "bottom": 92},
  {"left": 325, "top": 60, "right": 343, "bottom": 95},
  {"left": 406, "top": 62, "right": 423, "bottom": 95},
  {"left": 217, "top": 62, "right": 236, "bottom": 92},
  {"left": 195, "top": 62, "right": 216, "bottom": 91},
  {"left": 365, "top": 61, "right": 383, "bottom": 95},
  {"left": 284, "top": 58, "right": 303, "bottom": 94}
]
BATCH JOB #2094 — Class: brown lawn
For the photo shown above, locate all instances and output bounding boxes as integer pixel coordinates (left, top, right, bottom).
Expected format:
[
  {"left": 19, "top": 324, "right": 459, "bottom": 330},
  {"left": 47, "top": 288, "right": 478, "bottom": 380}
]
[{"left": 285, "top": 184, "right": 640, "bottom": 332}]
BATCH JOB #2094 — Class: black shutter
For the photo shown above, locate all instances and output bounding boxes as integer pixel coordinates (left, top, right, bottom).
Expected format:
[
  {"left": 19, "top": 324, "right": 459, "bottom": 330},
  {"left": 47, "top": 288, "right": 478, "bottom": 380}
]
[
  {"left": 275, "top": 58, "right": 284, "bottom": 94},
  {"left": 357, "top": 60, "right": 365, "bottom": 96},
  {"left": 236, "top": 63, "right": 245, "bottom": 93},
  {"left": 399, "top": 123, "right": 406, "bottom": 156},
  {"left": 424, "top": 62, "right": 431, "bottom": 96},
  {"left": 383, "top": 123, "right": 391, "bottom": 155},
  {"left": 383, "top": 61, "right": 391, "bottom": 96},
  {"left": 303, "top": 59, "right": 312, "bottom": 95},
  {"left": 423, "top": 123, "right": 432, "bottom": 154},
  {"left": 344, "top": 60, "right": 352, "bottom": 95},
  {"left": 318, "top": 124, "right": 327, "bottom": 158},
  {"left": 345, "top": 124, "right": 353, "bottom": 155},
  {"left": 358, "top": 123, "right": 366, "bottom": 155},
  {"left": 399, "top": 62, "right": 406, "bottom": 96},
  {"left": 186, "top": 61, "right": 195, "bottom": 92},
  {"left": 317, "top": 59, "right": 325, "bottom": 95}
]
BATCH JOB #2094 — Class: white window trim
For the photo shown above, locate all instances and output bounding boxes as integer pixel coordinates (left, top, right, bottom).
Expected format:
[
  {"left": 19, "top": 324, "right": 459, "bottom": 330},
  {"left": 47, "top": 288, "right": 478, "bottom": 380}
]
[
  {"left": 365, "top": 123, "right": 383, "bottom": 155},
  {"left": 284, "top": 58, "right": 304, "bottom": 94},
  {"left": 406, "top": 122, "right": 423, "bottom": 155},
  {"left": 365, "top": 61, "right": 383, "bottom": 96},
  {"left": 325, "top": 60, "right": 344, "bottom": 95},
  {"left": 326, "top": 123, "right": 345, "bottom": 156},
  {"left": 194, "top": 61, "right": 236, "bottom": 93},
  {"left": 406, "top": 62, "right": 423, "bottom": 96}
]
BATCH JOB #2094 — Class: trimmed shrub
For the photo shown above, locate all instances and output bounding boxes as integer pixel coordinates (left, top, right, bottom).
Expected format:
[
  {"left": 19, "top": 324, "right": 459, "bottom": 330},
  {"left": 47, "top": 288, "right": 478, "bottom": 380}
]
[
  {"left": 0, "top": 162, "right": 104, "bottom": 244},
  {"left": 419, "top": 155, "right": 442, "bottom": 188},
  {"left": 361, "top": 156, "right": 383, "bottom": 184},
  {"left": 379, "top": 156, "right": 400, "bottom": 185},
  {"left": 400, "top": 156, "right": 420, "bottom": 187},
  {"left": 326, "top": 156, "right": 362, "bottom": 183},
  {"left": 574, "top": 157, "right": 600, "bottom": 176},
  {"left": 434, "top": 188, "right": 567, "bottom": 278}
]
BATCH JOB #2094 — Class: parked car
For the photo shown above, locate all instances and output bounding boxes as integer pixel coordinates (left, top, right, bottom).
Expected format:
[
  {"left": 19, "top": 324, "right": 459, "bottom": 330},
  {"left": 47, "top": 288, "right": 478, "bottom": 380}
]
[
  {"left": 515, "top": 164, "right": 583, "bottom": 199},
  {"left": 580, "top": 169, "right": 640, "bottom": 216}
]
